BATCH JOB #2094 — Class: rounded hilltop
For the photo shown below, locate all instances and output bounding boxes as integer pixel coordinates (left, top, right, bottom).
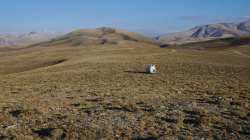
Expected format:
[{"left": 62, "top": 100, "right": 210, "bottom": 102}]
[{"left": 30, "top": 27, "right": 169, "bottom": 47}]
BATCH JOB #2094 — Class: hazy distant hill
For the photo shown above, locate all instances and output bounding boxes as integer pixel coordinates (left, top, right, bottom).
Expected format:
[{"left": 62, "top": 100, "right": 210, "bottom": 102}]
[
  {"left": 29, "top": 27, "right": 169, "bottom": 47},
  {"left": 154, "top": 21, "right": 250, "bottom": 42},
  {"left": 0, "top": 32, "right": 59, "bottom": 47}
]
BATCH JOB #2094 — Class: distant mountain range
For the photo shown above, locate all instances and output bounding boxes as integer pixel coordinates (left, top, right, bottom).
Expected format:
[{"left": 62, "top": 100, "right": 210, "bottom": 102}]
[
  {"left": 0, "top": 32, "right": 59, "bottom": 47},
  {"left": 2, "top": 20, "right": 250, "bottom": 48},
  {"left": 154, "top": 20, "right": 250, "bottom": 42},
  {"left": 0, "top": 28, "right": 77, "bottom": 37},
  {"left": 40, "top": 28, "right": 76, "bottom": 35}
]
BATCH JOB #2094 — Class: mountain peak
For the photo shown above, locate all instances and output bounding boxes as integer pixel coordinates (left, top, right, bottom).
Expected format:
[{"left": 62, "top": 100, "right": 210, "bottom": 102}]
[
  {"left": 241, "top": 20, "right": 250, "bottom": 23},
  {"left": 29, "top": 31, "right": 37, "bottom": 35},
  {"left": 155, "top": 21, "right": 250, "bottom": 42},
  {"left": 42, "top": 28, "right": 49, "bottom": 32}
]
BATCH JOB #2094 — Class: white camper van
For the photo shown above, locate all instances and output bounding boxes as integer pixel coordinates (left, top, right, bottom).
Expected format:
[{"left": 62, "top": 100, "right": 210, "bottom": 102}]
[{"left": 146, "top": 65, "right": 157, "bottom": 73}]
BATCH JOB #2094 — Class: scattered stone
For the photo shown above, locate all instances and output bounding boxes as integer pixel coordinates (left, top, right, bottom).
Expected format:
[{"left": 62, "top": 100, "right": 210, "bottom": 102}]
[
  {"left": 160, "top": 106, "right": 165, "bottom": 108},
  {"left": 6, "top": 125, "right": 15, "bottom": 129}
]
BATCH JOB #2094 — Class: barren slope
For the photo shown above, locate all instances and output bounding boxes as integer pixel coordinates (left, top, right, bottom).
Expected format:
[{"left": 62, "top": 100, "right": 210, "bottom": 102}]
[{"left": 155, "top": 21, "right": 250, "bottom": 42}]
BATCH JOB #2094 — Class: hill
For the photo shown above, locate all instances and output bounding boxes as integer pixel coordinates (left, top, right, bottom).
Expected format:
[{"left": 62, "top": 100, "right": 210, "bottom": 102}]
[
  {"left": 154, "top": 21, "right": 250, "bottom": 42},
  {"left": 165, "top": 35, "right": 250, "bottom": 49},
  {"left": 0, "top": 32, "right": 58, "bottom": 47},
  {"left": 29, "top": 27, "right": 169, "bottom": 48},
  {"left": 0, "top": 27, "right": 169, "bottom": 74}
]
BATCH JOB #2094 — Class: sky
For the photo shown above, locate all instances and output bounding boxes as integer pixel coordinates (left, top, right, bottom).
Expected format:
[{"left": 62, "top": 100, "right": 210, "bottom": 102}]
[{"left": 1, "top": 0, "right": 250, "bottom": 37}]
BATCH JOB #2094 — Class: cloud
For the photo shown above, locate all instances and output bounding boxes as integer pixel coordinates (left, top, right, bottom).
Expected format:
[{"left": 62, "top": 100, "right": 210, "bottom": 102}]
[
  {"left": 213, "top": 15, "right": 250, "bottom": 22},
  {"left": 179, "top": 15, "right": 206, "bottom": 20}
]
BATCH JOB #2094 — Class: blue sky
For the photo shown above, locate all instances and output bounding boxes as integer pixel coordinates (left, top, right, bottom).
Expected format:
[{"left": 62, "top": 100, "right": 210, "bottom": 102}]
[{"left": 1, "top": 0, "right": 250, "bottom": 37}]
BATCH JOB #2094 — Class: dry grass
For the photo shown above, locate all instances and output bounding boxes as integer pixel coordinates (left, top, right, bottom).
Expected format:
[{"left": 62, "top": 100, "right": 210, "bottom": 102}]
[{"left": 0, "top": 37, "right": 250, "bottom": 139}]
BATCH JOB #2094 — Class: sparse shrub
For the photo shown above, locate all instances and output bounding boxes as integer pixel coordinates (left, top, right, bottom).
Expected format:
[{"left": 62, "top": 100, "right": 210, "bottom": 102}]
[
  {"left": 66, "top": 132, "right": 79, "bottom": 139},
  {"left": 170, "top": 124, "right": 181, "bottom": 133},
  {"left": 225, "top": 121, "right": 242, "bottom": 132},
  {"left": 168, "top": 116, "right": 184, "bottom": 124},
  {"left": 179, "top": 136, "right": 194, "bottom": 140},
  {"left": 77, "top": 88, "right": 85, "bottom": 92},
  {"left": 150, "top": 131, "right": 159, "bottom": 137},
  {"left": 42, "top": 89, "right": 52, "bottom": 93},
  {"left": 230, "top": 110, "right": 247, "bottom": 117},
  {"left": 97, "top": 97, "right": 107, "bottom": 102},
  {"left": 114, "top": 99, "right": 123, "bottom": 106},
  {"left": 81, "top": 129, "right": 96, "bottom": 139},
  {"left": 210, "top": 110, "right": 221, "bottom": 116},
  {"left": 18, "top": 88, "right": 29, "bottom": 92},
  {"left": 0, "top": 117, "right": 12, "bottom": 123},
  {"left": 50, "top": 128, "right": 64, "bottom": 139},
  {"left": 123, "top": 104, "right": 139, "bottom": 112},
  {"left": 216, "top": 100, "right": 230, "bottom": 106},
  {"left": 202, "top": 97, "right": 213, "bottom": 102},
  {"left": 17, "top": 108, "right": 43, "bottom": 117},
  {"left": 229, "top": 95, "right": 239, "bottom": 100},
  {"left": 207, "top": 89, "right": 216, "bottom": 95},
  {"left": 196, "top": 115, "right": 220, "bottom": 125},
  {"left": 230, "top": 101, "right": 249, "bottom": 107},
  {"left": 13, "top": 135, "right": 34, "bottom": 140},
  {"left": 216, "top": 89, "right": 229, "bottom": 95},
  {"left": 166, "top": 110, "right": 185, "bottom": 124},
  {"left": 192, "top": 108, "right": 208, "bottom": 115}
]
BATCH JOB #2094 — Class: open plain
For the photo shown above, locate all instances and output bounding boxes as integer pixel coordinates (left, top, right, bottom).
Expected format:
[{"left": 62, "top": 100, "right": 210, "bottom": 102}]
[{"left": 0, "top": 28, "right": 250, "bottom": 139}]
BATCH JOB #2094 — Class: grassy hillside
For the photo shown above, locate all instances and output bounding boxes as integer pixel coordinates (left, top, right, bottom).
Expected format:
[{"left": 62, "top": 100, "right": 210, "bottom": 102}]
[
  {"left": 0, "top": 29, "right": 250, "bottom": 139},
  {"left": 28, "top": 27, "right": 168, "bottom": 48}
]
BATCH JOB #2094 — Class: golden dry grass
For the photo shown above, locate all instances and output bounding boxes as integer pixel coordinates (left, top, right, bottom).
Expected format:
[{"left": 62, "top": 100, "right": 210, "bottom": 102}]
[{"left": 0, "top": 32, "right": 250, "bottom": 139}]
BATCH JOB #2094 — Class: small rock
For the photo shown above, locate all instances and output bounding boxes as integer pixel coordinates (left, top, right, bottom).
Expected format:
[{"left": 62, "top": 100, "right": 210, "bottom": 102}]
[
  {"left": 100, "top": 113, "right": 106, "bottom": 116},
  {"left": 160, "top": 106, "right": 165, "bottom": 108},
  {"left": 133, "top": 108, "right": 142, "bottom": 113},
  {"left": 6, "top": 125, "right": 15, "bottom": 129},
  {"left": 49, "top": 106, "right": 55, "bottom": 110}
]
